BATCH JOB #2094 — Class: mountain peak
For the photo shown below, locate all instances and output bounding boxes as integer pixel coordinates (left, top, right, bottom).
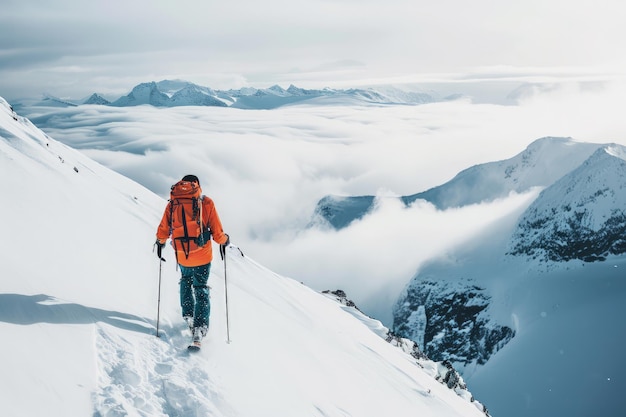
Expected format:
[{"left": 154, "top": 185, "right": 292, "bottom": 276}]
[
  {"left": 510, "top": 143, "right": 626, "bottom": 262},
  {"left": 111, "top": 82, "right": 170, "bottom": 107},
  {"left": 604, "top": 144, "right": 626, "bottom": 161},
  {"left": 416, "top": 136, "right": 603, "bottom": 209},
  {"left": 83, "top": 93, "right": 110, "bottom": 105}
]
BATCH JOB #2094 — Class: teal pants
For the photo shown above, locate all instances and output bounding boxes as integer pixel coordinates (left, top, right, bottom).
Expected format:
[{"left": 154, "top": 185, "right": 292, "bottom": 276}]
[{"left": 179, "top": 263, "right": 211, "bottom": 328}]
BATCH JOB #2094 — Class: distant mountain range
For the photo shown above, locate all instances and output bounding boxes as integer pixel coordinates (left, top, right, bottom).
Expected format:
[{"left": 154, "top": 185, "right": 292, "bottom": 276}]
[{"left": 35, "top": 80, "right": 447, "bottom": 110}]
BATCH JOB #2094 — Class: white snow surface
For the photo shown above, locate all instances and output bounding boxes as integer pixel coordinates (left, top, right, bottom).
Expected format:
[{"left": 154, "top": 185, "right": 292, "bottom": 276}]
[{"left": 0, "top": 97, "right": 486, "bottom": 416}]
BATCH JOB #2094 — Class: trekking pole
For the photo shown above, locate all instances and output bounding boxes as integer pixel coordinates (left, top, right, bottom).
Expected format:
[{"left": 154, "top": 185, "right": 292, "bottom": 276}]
[
  {"left": 224, "top": 250, "right": 231, "bottom": 343},
  {"left": 156, "top": 257, "right": 164, "bottom": 338}
]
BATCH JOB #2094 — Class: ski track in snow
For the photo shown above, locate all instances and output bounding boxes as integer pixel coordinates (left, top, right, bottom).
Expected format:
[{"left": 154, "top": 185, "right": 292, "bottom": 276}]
[{"left": 93, "top": 323, "right": 230, "bottom": 417}]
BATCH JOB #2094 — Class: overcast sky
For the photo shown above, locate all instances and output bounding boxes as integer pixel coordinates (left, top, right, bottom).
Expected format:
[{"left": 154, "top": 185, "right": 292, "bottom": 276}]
[{"left": 2, "top": 0, "right": 625, "bottom": 100}]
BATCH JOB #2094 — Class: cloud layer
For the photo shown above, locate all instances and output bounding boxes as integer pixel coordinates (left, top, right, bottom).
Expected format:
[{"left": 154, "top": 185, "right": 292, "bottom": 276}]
[{"left": 20, "top": 80, "right": 626, "bottom": 322}]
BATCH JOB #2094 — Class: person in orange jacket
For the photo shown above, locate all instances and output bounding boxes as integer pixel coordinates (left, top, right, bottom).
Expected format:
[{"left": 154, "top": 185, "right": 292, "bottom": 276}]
[{"left": 155, "top": 174, "right": 229, "bottom": 344}]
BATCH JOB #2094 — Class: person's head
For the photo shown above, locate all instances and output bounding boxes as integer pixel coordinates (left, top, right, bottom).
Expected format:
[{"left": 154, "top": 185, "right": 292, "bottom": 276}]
[{"left": 182, "top": 174, "right": 200, "bottom": 185}]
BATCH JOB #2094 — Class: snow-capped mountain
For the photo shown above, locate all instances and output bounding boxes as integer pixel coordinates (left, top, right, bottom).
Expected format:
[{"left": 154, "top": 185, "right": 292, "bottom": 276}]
[
  {"left": 318, "top": 136, "right": 626, "bottom": 367},
  {"left": 169, "top": 83, "right": 228, "bottom": 107},
  {"left": 314, "top": 137, "right": 604, "bottom": 229},
  {"left": 0, "top": 97, "right": 488, "bottom": 417},
  {"left": 111, "top": 81, "right": 172, "bottom": 107},
  {"left": 509, "top": 145, "right": 626, "bottom": 263},
  {"left": 388, "top": 139, "right": 626, "bottom": 417},
  {"left": 306, "top": 136, "right": 626, "bottom": 416},
  {"left": 83, "top": 93, "right": 111, "bottom": 105},
  {"left": 27, "top": 80, "right": 439, "bottom": 109}
]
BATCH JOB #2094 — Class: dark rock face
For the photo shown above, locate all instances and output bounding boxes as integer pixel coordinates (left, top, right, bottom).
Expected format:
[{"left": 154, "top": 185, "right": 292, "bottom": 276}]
[
  {"left": 393, "top": 280, "right": 514, "bottom": 366},
  {"left": 509, "top": 207, "right": 626, "bottom": 262}
]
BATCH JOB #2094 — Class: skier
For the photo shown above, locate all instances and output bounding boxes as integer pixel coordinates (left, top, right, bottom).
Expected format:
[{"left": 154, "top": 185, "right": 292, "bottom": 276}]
[{"left": 155, "top": 174, "right": 230, "bottom": 349}]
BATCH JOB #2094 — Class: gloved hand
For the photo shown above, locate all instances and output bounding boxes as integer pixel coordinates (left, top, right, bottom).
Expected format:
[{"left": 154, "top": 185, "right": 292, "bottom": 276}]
[
  {"left": 155, "top": 240, "right": 165, "bottom": 260},
  {"left": 220, "top": 234, "right": 230, "bottom": 260}
]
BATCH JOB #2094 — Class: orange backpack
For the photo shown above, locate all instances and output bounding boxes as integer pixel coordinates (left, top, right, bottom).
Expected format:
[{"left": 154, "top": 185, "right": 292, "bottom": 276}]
[{"left": 168, "top": 180, "right": 211, "bottom": 260}]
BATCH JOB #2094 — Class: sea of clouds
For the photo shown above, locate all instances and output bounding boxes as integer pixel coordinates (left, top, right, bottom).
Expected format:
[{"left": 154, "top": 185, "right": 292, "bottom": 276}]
[{"left": 20, "top": 79, "right": 626, "bottom": 323}]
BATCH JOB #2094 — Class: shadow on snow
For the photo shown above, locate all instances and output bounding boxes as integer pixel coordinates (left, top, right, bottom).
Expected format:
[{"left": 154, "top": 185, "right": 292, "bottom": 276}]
[{"left": 0, "top": 293, "right": 153, "bottom": 334}]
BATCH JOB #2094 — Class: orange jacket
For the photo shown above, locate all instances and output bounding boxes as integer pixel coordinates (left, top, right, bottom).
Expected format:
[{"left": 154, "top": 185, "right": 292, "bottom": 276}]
[{"left": 156, "top": 193, "right": 228, "bottom": 267}]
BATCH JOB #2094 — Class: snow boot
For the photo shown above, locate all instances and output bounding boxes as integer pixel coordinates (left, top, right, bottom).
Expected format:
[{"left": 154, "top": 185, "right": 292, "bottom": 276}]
[{"left": 188, "top": 326, "right": 207, "bottom": 351}]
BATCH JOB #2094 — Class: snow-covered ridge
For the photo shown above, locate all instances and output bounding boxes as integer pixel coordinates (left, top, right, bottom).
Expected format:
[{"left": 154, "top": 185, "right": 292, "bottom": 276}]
[
  {"left": 1, "top": 97, "right": 488, "bottom": 417},
  {"left": 322, "top": 290, "right": 490, "bottom": 415},
  {"left": 605, "top": 144, "right": 626, "bottom": 160},
  {"left": 314, "top": 136, "right": 603, "bottom": 229}
]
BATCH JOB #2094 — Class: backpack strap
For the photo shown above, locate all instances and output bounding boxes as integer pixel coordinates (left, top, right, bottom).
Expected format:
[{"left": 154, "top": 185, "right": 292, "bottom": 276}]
[
  {"left": 168, "top": 199, "right": 174, "bottom": 236},
  {"left": 198, "top": 196, "right": 211, "bottom": 246},
  {"left": 167, "top": 200, "right": 181, "bottom": 265},
  {"left": 179, "top": 203, "right": 192, "bottom": 258}
]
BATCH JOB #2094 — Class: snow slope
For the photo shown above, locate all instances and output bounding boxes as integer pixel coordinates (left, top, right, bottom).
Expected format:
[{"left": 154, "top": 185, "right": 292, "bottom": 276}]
[{"left": 0, "top": 98, "right": 487, "bottom": 416}]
